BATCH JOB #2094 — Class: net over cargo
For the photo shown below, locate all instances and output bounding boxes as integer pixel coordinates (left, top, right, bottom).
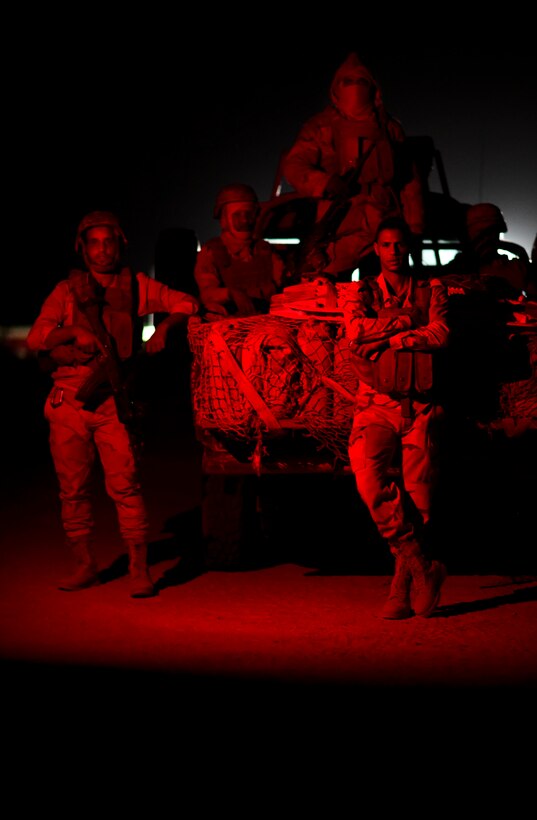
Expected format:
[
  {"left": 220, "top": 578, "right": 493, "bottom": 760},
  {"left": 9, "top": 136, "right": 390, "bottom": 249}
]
[{"left": 187, "top": 309, "right": 359, "bottom": 463}]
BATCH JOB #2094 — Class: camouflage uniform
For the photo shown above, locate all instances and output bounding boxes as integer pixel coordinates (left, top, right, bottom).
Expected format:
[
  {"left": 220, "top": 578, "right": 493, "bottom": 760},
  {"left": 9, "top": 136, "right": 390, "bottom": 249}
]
[
  {"left": 282, "top": 53, "right": 424, "bottom": 278},
  {"left": 27, "top": 257, "right": 198, "bottom": 595},
  {"left": 346, "top": 274, "right": 449, "bottom": 555}
]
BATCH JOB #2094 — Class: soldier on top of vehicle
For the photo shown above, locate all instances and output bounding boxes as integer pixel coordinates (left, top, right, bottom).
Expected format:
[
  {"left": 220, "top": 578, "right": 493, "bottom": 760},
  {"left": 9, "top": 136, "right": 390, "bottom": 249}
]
[{"left": 281, "top": 52, "right": 424, "bottom": 280}]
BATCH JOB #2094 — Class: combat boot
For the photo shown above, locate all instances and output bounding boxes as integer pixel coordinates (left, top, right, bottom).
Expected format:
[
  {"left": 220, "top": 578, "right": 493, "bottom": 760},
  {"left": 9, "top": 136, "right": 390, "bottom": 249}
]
[
  {"left": 408, "top": 557, "right": 447, "bottom": 618},
  {"left": 58, "top": 537, "right": 100, "bottom": 591},
  {"left": 127, "top": 542, "right": 155, "bottom": 598},
  {"left": 380, "top": 554, "right": 413, "bottom": 619}
]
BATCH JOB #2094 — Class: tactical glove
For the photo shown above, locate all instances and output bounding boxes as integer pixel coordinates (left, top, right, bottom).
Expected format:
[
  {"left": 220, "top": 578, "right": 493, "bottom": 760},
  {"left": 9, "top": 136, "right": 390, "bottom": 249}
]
[{"left": 353, "top": 339, "right": 389, "bottom": 360}]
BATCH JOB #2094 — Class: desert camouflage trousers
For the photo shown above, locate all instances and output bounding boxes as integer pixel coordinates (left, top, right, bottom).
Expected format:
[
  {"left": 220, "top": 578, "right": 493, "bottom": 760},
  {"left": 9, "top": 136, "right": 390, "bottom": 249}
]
[
  {"left": 348, "top": 393, "right": 444, "bottom": 553},
  {"left": 44, "top": 386, "right": 148, "bottom": 543}
]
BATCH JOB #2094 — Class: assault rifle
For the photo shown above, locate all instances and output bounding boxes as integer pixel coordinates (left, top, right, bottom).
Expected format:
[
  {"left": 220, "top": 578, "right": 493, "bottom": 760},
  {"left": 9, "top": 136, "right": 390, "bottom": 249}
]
[
  {"left": 70, "top": 273, "right": 145, "bottom": 462},
  {"left": 296, "top": 142, "right": 376, "bottom": 281}
]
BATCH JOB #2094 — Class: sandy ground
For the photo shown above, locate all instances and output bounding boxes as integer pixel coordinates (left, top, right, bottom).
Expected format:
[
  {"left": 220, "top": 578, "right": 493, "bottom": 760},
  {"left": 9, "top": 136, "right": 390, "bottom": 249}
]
[
  {"left": 1, "top": 357, "right": 535, "bottom": 656},
  {"left": 0, "top": 346, "right": 537, "bottom": 780}
]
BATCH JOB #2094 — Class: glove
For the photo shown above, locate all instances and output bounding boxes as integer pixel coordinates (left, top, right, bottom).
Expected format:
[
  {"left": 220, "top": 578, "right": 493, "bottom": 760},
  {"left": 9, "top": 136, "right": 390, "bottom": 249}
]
[
  {"left": 202, "top": 301, "right": 230, "bottom": 317},
  {"left": 353, "top": 339, "right": 389, "bottom": 360}
]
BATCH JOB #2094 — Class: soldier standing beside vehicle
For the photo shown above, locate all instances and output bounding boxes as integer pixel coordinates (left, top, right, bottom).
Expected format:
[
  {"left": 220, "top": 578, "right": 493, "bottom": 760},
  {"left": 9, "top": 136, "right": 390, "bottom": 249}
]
[
  {"left": 192, "top": 183, "right": 289, "bottom": 569},
  {"left": 194, "top": 183, "right": 287, "bottom": 320},
  {"left": 341, "top": 216, "right": 449, "bottom": 619},
  {"left": 282, "top": 52, "right": 424, "bottom": 280},
  {"left": 26, "top": 211, "right": 199, "bottom": 598}
]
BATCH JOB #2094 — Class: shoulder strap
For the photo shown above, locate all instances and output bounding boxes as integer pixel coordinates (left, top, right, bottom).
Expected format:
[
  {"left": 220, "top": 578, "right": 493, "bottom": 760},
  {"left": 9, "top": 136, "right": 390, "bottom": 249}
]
[{"left": 68, "top": 269, "right": 111, "bottom": 346}]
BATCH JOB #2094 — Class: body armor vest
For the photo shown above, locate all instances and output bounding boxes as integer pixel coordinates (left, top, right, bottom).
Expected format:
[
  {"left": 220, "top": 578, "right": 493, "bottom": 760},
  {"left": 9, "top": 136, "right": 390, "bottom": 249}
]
[
  {"left": 68, "top": 267, "right": 143, "bottom": 360},
  {"left": 205, "top": 237, "right": 278, "bottom": 301},
  {"left": 353, "top": 279, "right": 436, "bottom": 398}
]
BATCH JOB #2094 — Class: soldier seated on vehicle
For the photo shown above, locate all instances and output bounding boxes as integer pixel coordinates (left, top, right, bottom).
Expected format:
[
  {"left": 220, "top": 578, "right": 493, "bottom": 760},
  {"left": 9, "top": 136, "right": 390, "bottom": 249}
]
[
  {"left": 281, "top": 52, "right": 424, "bottom": 281},
  {"left": 194, "top": 183, "right": 287, "bottom": 321}
]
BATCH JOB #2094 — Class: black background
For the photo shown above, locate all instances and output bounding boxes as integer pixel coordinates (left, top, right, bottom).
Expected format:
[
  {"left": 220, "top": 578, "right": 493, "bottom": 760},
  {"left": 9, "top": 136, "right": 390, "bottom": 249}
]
[{"left": 6, "top": 13, "right": 537, "bottom": 323}]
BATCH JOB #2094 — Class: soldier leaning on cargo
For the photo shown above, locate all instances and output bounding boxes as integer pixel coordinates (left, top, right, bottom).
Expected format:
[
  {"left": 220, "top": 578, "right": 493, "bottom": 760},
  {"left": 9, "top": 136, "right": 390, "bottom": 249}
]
[
  {"left": 26, "top": 211, "right": 199, "bottom": 598},
  {"left": 194, "top": 183, "right": 287, "bottom": 320},
  {"left": 337, "top": 216, "right": 449, "bottom": 619}
]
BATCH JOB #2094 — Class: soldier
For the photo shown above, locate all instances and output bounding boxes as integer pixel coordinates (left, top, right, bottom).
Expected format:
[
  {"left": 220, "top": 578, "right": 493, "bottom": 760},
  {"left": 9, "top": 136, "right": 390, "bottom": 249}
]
[
  {"left": 26, "top": 211, "right": 199, "bottom": 598},
  {"left": 444, "top": 203, "right": 533, "bottom": 299},
  {"left": 194, "top": 183, "right": 287, "bottom": 319},
  {"left": 341, "top": 216, "right": 449, "bottom": 619},
  {"left": 192, "top": 184, "right": 288, "bottom": 569},
  {"left": 282, "top": 52, "right": 424, "bottom": 280}
]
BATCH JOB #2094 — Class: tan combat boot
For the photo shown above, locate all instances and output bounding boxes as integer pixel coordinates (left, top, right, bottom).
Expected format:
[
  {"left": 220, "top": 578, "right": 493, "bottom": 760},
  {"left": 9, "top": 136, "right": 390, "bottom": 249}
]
[
  {"left": 408, "top": 556, "right": 447, "bottom": 617},
  {"left": 127, "top": 542, "right": 155, "bottom": 598},
  {"left": 380, "top": 553, "right": 413, "bottom": 619},
  {"left": 58, "top": 537, "right": 100, "bottom": 591}
]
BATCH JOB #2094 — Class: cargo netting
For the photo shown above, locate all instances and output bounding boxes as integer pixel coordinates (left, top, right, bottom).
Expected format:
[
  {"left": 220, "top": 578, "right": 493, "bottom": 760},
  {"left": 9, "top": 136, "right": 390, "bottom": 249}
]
[{"left": 187, "top": 313, "right": 359, "bottom": 462}]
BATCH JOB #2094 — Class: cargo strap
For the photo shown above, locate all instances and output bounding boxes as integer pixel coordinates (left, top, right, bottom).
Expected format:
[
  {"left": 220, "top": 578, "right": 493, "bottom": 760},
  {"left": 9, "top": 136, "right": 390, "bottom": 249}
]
[{"left": 209, "top": 328, "right": 282, "bottom": 431}]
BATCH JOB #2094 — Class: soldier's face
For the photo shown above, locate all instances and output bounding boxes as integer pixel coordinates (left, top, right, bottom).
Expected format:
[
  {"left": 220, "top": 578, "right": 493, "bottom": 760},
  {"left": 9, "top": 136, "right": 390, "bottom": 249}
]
[
  {"left": 222, "top": 202, "right": 258, "bottom": 238},
  {"left": 374, "top": 229, "right": 409, "bottom": 274},
  {"left": 335, "top": 76, "right": 372, "bottom": 113},
  {"left": 83, "top": 226, "right": 120, "bottom": 273}
]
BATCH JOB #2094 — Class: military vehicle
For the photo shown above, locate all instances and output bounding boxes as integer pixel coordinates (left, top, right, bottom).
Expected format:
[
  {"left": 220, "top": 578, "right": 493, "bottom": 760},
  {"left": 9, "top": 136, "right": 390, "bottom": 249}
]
[{"left": 182, "top": 136, "right": 535, "bottom": 568}]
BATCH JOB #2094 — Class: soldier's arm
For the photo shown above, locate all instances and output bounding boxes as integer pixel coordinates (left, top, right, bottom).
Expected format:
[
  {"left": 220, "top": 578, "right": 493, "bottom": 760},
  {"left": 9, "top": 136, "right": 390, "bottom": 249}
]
[
  {"left": 190, "top": 247, "right": 232, "bottom": 309},
  {"left": 389, "top": 281, "right": 450, "bottom": 350},
  {"left": 282, "top": 121, "right": 332, "bottom": 198}
]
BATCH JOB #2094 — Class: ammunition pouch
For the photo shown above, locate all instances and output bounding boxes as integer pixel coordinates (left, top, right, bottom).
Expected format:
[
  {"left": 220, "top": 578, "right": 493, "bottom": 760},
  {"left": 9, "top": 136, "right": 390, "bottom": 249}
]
[{"left": 373, "top": 348, "right": 435, "bottom": 399}]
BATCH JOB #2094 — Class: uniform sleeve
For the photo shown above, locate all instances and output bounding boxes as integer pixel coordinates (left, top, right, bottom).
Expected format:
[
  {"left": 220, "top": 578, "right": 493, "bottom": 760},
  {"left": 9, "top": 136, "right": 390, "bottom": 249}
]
[
  {"left": 193, "top": 246, "right": 229, "bottom": 306},
  {"left": 343, "top": 308, "right": 413, "bottom": 344},
  {"left": 389, "top": 281, "right": 450, "bottom": 350},
  {"left": 26, "top": 281, "right": 70, "bottom": 351},
  {"left": 282, "top": 121, "right": 332, "bottom": 199},
  {"left": 136, "top": 272, "right": 199, "bottom": 316}
]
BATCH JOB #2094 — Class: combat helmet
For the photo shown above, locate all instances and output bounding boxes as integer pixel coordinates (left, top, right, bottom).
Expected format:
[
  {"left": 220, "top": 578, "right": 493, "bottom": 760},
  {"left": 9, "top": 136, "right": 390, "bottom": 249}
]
[
  {"left": 75, "top": 210, "right": 128, "bottom": 253},
  {"left": 213, "top": 184, "right": 258, "bottom": 219},
  {"left": 465, "top": 203, "right": 507, "bottom": 240}
]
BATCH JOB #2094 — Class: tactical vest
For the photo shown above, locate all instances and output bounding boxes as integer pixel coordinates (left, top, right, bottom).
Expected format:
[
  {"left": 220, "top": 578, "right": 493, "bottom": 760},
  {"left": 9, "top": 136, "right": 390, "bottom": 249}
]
[
  {"left": 68, "top": 267, "right": 144, "bottom": 360},
  {"left": 205, "top": 237, "right": 278, "bottom": 301},
  {"left": 356, "top": 279, "right": 438, "bottom": 400}
]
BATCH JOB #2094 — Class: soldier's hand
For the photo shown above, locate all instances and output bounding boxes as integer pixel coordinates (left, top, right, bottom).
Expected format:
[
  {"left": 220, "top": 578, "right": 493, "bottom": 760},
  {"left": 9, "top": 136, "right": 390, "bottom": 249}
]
[
  {"left": 49, "top": 344, "right": 95, "bottom": 366},
  {"left": 144, "top": 324, "right": 168, "bottom": 354},
  {"left": 71, "top": 326, "right": 103, "bottom": 353},
  {"left": 353, "top": 340, "right": 389, "bottom": 360},
  {"left": 203, "top": 302, "right": 229, "bottom": 318}
]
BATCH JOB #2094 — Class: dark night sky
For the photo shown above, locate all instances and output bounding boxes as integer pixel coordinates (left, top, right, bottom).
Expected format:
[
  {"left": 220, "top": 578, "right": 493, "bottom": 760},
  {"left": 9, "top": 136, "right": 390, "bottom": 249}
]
[{"left": 7, "top": 15, "right": 537, "bottom": 324}]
